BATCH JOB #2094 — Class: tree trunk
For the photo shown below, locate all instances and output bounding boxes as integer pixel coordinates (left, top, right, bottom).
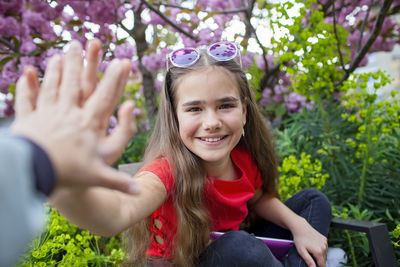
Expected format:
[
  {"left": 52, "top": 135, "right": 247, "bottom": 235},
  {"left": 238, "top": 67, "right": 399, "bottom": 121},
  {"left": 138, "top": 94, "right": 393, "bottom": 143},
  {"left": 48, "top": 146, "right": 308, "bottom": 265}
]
[{"left": 133, "top": 9, "right": 158, "bottom": 120}]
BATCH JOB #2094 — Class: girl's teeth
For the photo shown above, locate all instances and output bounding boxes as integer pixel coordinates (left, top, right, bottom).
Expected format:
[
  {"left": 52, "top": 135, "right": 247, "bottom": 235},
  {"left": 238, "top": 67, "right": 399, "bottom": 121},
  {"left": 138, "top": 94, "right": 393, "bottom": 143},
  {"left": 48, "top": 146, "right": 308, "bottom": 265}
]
[{"left": 202, "top": 137, "right": 222, "bottom": 142}]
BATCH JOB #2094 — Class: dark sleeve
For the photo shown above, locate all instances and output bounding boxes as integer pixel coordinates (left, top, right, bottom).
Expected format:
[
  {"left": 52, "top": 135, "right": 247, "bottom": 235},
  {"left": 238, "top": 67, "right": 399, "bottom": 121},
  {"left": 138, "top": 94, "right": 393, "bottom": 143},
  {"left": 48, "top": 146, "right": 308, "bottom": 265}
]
[{"left": 18, "top": 137, "right": 56, "bottom": 196}]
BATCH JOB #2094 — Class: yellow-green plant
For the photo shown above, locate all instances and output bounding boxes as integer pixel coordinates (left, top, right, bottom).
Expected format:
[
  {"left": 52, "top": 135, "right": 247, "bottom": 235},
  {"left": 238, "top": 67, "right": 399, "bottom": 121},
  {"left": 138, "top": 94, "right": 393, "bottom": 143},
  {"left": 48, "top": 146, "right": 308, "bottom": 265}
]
[
  {"left": 331, "top": 204, "right": 378, "bottom": 267},
  {"left": 276, "top": 68, "right": 400, "bottom": 265},
  {"left": 340, "top": 71, "right": 399, "bottom": 205},
  {"left": 392, "top": 224, "right": 400, "bottom": 248},
  {"left": 18, "top": 205, "right": 126, "bottom": 266},
  {"left": 279, "top": 152, "right": 329, "bottom": 201}
]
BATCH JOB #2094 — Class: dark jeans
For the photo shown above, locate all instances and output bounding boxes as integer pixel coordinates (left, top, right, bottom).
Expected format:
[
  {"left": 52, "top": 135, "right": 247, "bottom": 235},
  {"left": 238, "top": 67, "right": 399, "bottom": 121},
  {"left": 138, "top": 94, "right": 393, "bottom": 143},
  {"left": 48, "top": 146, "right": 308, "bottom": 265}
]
[{"left": 198, "top": 188, "right": 332, "bottom": 267}]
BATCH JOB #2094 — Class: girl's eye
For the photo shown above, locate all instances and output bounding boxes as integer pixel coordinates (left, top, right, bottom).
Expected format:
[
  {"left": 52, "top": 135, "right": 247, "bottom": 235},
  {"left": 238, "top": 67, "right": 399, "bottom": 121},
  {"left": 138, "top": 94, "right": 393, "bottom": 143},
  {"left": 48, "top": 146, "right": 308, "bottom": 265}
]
[
  {"left": 220, "top": 103, "right": 235, "bottom": 109},
  {"left": 187, "top": 107, "right": 201, "bottom": 112}
]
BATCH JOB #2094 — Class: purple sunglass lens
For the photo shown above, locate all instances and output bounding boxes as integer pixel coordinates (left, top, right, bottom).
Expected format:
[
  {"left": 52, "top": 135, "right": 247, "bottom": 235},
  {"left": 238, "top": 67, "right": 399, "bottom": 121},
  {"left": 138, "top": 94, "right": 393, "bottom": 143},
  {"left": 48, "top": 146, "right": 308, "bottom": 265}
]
[
  {"left": 170, "top": 48, "right": 199, "bottom": 67},
  {"left": 208, "top": 42, "right": 237, "bottom": 60}
]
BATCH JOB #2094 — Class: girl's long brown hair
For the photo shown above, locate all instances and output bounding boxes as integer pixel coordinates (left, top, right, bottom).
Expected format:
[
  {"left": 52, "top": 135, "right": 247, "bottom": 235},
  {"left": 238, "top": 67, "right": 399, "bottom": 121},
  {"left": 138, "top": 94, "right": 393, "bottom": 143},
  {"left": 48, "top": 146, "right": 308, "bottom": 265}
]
[{"left": 124, "top": 50, "right": 279, "bottom": 266}]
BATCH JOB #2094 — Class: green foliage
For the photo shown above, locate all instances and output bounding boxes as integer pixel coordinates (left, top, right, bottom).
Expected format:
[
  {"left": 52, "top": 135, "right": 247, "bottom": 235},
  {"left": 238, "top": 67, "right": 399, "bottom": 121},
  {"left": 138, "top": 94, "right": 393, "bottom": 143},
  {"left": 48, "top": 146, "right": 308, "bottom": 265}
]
[
  {"left": 340, "top": 71, "right": 399, "bottom": 205},
  {"left": 276, "top": 67, "right": 400, "bottom": 265},
  {"left": 118, "top": 81, "right": 150, "bottom": 164},
  {"left": 330, "top": 205, "right": 379, "bottom": 267},
  {"left": 118, "top": 131, "right": 149, "bottom": 164},
  {"left": 392, "top": 224, "right": 400, "bottom": 248},
  {"left": 278, "top": 152, "right": 329, "bottom": 201},
  {"left": 247, "top": 60, "right": 265, "bottom": 101},
  {"left": 271, "top": 1, "right": 349, "bottom": 100},
  {"left": 18, "top": 205, "right": 126, "bottom": 266}
]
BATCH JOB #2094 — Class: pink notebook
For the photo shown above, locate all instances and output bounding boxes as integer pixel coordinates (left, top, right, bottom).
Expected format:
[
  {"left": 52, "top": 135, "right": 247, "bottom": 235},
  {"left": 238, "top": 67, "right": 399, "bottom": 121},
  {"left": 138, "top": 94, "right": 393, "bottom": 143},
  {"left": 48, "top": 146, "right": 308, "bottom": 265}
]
[{"left": 211, "top": 231, "right": 294, "bottom": 259}]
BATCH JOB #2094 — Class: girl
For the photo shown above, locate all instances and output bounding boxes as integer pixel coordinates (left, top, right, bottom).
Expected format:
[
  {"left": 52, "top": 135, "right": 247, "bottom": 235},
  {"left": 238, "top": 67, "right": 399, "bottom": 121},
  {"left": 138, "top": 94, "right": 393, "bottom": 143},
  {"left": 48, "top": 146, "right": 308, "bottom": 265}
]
[{"left": 51, "top": 42, "right": 331, "bottom": 267}]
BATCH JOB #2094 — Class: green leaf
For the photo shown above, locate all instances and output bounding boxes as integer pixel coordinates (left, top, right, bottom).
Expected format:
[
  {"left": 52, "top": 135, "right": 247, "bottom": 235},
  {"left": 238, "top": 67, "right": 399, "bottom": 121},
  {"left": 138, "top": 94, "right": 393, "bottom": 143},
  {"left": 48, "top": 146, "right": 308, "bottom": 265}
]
[
  {"left": 0, "top": 56, "right": 16, "bottom": 68},
  {"left": 28, "top": 50, "right": 42, "bottom": 57}
]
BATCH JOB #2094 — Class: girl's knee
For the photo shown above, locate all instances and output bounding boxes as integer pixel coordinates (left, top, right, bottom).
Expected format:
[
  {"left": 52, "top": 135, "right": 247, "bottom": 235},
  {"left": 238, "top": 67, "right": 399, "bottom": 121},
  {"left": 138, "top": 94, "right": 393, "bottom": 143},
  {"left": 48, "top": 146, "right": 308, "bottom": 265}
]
[
  {"left": 218, "top": 230, "right": 256, "bottom": 247},
  {"left": 303, "top": 188, "right": 332, "bottom": 215},
  {"left": 301, "top": 188, "right": 330, "bottom": 202},
  {"left": 212, "top": 231, "right": 275, "bottom": 262}
]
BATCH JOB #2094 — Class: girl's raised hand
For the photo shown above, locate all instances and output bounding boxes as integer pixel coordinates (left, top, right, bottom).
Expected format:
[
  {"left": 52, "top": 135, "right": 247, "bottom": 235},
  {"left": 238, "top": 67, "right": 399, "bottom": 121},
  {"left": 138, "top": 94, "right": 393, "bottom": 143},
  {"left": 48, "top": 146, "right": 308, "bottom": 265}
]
[{"left": 291, "top": 218, "right": 328, "bottom": 267}]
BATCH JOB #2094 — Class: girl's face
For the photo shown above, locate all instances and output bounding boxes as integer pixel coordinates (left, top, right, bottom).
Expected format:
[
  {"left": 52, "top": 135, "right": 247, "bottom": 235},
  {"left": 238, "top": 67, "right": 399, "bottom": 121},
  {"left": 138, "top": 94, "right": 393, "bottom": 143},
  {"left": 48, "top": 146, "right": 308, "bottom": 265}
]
[{"left": 175, "top": 67, "right": 246, "bottom": 169}]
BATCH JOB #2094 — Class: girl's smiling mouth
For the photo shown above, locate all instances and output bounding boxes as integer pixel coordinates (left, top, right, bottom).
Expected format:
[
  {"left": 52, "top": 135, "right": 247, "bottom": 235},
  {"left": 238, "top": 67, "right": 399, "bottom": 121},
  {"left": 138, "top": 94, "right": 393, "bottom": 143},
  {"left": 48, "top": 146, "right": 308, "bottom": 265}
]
[{"left": 198, "top": 136, "right": 227, "bottom": 143}]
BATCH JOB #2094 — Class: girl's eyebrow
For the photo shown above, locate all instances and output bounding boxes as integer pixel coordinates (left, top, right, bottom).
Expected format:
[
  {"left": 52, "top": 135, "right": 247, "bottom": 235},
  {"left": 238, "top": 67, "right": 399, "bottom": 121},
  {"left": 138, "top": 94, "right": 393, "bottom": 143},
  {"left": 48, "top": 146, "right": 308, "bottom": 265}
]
[
  {"left": 217, "top": 96, "right": 239, "bottom": 103},
  {"left": 181, "top": 97, "right": 239, "bottom": 107},
  {"left": 182, "top": 100, "right": 203, "bottom": 107}
]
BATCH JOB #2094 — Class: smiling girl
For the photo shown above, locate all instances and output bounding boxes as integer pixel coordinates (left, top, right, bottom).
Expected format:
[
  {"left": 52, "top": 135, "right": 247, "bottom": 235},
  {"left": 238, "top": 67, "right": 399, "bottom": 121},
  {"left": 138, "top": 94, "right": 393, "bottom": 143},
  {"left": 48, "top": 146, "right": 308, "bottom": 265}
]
[{"left": 51, "top": 42, "right": 331, "bottom": 267}]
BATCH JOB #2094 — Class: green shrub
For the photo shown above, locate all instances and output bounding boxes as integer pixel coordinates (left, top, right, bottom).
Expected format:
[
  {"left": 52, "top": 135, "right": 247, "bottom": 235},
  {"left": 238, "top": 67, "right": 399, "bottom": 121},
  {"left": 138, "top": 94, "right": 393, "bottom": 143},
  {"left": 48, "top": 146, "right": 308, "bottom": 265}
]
[
  {"left": 392, "top": 224, "right": 400, "bottom": 249},
  {"left": 279, "top": 152, "right": 329, "bottom": 201},
  {"left": 275, "top": 69, "right": 400, "bottom": 265},
  {"left": 18, "top": 205, "right": 126, "bottom": 266}
]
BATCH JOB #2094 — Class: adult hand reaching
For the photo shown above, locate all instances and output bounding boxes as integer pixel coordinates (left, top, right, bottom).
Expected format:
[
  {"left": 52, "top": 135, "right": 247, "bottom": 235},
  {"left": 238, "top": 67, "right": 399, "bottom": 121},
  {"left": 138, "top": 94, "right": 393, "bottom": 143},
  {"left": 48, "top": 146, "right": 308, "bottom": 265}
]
[{"left": 11, "top": 39, "right": 139, "bottom": 194}]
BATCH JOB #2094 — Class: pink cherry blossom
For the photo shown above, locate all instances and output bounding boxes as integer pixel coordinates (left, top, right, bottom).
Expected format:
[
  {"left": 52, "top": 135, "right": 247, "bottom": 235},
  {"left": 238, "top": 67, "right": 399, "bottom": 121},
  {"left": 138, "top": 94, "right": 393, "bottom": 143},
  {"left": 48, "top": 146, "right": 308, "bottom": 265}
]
[
  {"left": 114, "top": 43, "right": 135, "bottom": 59},
  {"left": 0, "top": 16, "right": 19, "bottom": 38},
  {"left": 241, "top": 52, "right": 255, "bottom": 69},
  {"left": 20, "top": 39, "right": 37, "bottom": 55}
]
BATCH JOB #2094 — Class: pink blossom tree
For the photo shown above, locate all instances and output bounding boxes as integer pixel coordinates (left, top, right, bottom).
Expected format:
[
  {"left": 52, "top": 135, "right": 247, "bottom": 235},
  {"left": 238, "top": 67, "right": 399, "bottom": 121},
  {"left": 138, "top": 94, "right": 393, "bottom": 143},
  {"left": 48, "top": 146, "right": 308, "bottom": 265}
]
[{"left": 0, "top": 0, "right": 399, "bottom": 119}]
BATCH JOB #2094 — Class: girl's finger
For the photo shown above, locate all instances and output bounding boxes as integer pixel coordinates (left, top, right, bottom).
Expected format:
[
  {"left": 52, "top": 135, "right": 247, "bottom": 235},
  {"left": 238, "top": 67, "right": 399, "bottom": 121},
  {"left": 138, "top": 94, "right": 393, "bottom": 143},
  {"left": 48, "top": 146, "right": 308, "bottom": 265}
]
[
  {"left": 297, "top": 248, "right": 316, "bottom": 267},
  {"left": 58, "top": 40, "right": 83, "bottom": 106},
  {"left": 314, "top": 247, "right": 327, "bottom": 267},
  {"left": 81, "top": 39, "right": 101, "bottom": 103},
  {"left": 15, "top": 67, "right": 39, "bottom": 117},
  {"left": 38, "top": 55, "right": 63, "bottom": 106}
]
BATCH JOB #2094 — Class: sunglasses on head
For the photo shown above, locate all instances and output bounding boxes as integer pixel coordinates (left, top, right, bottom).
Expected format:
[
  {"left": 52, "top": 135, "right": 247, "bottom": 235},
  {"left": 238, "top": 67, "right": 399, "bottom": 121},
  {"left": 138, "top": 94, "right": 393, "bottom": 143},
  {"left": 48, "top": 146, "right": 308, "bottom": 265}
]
[{"left": 166, "top": 42, "right": 242, "bottom": 69}]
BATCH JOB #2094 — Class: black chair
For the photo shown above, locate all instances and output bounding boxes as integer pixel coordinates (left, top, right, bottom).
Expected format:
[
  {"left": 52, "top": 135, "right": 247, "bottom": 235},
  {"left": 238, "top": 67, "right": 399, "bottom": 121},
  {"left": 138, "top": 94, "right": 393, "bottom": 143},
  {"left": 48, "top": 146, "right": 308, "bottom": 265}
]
[{"left": 331, "top": 217, "right": 397, "bottom": 266}]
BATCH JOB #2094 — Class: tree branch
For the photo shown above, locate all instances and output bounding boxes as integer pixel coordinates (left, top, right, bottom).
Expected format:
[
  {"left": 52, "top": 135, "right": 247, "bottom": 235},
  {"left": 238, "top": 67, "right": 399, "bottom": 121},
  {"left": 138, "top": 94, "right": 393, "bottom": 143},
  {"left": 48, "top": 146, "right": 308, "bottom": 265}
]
[
  {"left": 320, "top": 0, "right": 334, "bottom": 15},
  {"left": 244, "top": 0, "right": 269, "bottom": 73},
  {"left": 259, "top": 63, "right": 281, "bottom": 92},
  {"left": 387, "top": 3, "right": 400, "bottom": 15},
  {"left": 335, "top": 0, "right": 394, "bottom": 87},
  {"left": 332, "top": 1, "right": 347, "bottom": 72},
  {"left": 323, "top": 0, "right": 366, "bottom": 18},
  {"left": 0, "top": 37, "right": 18, "bottom": 53},
  {"left": 130, "top": 5, "right": 158, "bottom": 119},
  {"left": 152, "top": 2, "right": 249, "bottom": 14},
  {"left": 140, "top": 0, "right": 198, "bottom": 42},
  {"left": 241, "top": 0, "right": 276, "bottom": 91},
  {"left": 358, "top": 0, "right": 374, "bottom": 51},
  {"left": 119, "top": 21, "right": 134, "bottom": 36}
]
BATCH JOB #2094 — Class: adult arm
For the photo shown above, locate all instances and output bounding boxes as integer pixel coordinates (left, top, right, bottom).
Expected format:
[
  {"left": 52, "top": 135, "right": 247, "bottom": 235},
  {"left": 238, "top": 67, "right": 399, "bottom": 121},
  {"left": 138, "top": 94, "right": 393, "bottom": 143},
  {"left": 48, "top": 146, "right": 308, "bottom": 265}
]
[
  {"left": 253, "top": 192, "right": 328, "bottom": 267},
  {"left": 0, "top": 39, "right": 139, "bottom": 266},
  {"left": 0, "top": 137, "right": 49, "bottom": 266},
  {"left": 50, "top": 171, "right": 167, "bottom": 236}
]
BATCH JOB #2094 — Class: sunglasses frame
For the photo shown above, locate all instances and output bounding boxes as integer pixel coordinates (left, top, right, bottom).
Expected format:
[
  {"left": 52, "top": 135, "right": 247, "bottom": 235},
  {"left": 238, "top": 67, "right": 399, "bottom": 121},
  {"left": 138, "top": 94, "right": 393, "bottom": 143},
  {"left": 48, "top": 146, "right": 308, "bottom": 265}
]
[{"left": 166, "top": 41, "right": 242, "bottom": 69}]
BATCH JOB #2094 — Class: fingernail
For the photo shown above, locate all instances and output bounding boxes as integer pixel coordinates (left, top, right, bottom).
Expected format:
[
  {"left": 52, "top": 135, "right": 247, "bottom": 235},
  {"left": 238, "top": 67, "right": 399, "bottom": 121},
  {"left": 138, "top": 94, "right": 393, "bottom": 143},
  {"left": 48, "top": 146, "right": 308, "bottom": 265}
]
[{"left": 128, "top": 182, "right": 141, "bottom": 194}]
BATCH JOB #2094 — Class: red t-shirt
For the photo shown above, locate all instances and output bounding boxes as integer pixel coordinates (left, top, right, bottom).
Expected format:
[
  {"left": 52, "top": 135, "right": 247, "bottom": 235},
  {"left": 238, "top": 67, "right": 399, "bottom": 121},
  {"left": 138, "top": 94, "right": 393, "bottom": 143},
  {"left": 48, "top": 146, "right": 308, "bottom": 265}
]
[{"left": 139, "top": 145, "right": 263, "bottom": 258}]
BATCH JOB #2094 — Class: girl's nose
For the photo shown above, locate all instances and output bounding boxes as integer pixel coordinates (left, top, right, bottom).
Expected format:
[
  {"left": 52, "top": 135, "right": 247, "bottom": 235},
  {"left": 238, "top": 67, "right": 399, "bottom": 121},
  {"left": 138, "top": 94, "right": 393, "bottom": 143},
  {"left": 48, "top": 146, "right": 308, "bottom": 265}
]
[{"left": 202, "top": 111, "right": 222, "bottom": 131}]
